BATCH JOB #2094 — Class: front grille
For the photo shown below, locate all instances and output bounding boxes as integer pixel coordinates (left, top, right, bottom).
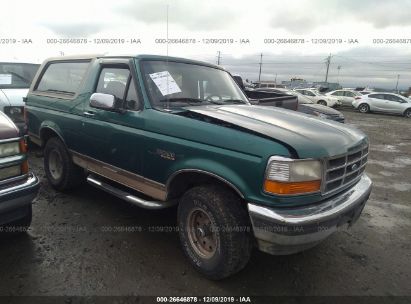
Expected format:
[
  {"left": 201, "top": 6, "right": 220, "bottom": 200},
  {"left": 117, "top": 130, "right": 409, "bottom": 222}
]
[{"left": 324, "top": 145, "right": 368, "bottom": 194}]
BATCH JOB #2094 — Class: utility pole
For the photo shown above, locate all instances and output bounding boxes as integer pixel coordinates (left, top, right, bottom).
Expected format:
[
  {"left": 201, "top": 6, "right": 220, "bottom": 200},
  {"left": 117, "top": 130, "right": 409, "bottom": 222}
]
[
  {"left": 216, "top": 51, "right": 221, "bottom": 65},
  {"left": 274, "top": 73, "right": 277, "bottom": 84},
  {"left": 337, "top": 65, "right": 341, "bottom": 84},
  {"left": 395, "top": 74, "right": 400, "bottom": 92},
  {"left": 325, "top": 53, "right": 331, "bottom": 83},
  {"left": 258, "top": 53, "right": 263, "bottom": 83}
]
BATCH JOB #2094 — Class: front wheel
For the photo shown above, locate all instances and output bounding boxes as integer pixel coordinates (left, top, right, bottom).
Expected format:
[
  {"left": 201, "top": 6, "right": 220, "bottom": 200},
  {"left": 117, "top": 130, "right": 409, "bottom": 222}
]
[
  {"left": 178, "top": 185, "right": 253, "bottom": 280},
  {"left": 318, "top": 100, "right": 327, "bottom": 106},
  {"left": 404, "top": 109, "right": 411, "bottom": 118},
  {"left": 358, "top": 104, "right": 370, "bottom": 113}
]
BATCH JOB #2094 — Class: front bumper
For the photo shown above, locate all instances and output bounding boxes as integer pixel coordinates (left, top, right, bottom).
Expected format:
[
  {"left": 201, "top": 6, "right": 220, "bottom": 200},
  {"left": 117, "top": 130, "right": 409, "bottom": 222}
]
[
  {"left": 0, "top": 173, "right": 40, "bottom": 225},
  {"left": 248, "top": 174, "right": 372, "bottom": 255}
]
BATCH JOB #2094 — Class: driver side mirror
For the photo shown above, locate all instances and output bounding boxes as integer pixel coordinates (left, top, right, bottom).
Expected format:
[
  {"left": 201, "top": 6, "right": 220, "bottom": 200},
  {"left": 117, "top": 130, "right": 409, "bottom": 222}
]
[{"left": 90, "top": 93, "right": 122, "bottom": 112}]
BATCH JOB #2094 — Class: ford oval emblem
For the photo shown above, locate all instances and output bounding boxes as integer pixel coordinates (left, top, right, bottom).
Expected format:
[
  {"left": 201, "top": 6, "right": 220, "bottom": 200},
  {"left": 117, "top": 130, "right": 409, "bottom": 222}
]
[{"left": 351, "top": 164, "right": 358, "bottom": 171}]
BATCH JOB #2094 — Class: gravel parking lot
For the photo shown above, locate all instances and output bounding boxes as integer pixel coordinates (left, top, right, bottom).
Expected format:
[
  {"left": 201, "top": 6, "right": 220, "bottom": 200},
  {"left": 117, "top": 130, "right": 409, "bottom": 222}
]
[{"left": 0, "top": 109, "right": 410, "bottom": 297}]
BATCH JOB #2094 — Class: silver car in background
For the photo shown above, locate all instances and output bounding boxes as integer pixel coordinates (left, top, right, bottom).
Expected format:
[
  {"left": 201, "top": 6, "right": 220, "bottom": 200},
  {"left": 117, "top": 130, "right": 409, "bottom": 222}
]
[
  {"left": 326, "top": 89, "right": 362, "bottom": 107},
  {"left": 352, "top": 92, "right": 411, "bottom": 118}
]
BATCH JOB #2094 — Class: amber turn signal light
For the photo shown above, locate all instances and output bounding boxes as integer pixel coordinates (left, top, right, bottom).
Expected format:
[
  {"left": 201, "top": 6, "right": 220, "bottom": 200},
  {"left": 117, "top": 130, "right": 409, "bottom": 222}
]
[
  {"left": 19, "top": 138, "right": 27, "bottom": 154},
  {"left": 264, "top": 179, "right": 321, "bottom": 195}
]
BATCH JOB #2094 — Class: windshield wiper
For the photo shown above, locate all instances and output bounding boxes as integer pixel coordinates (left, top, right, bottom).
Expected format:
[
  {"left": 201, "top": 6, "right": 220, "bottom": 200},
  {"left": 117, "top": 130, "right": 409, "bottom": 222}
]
[
  {"left": 159, "top": 97, "right": 204, "bottom": 103},
  {"left": 221, "top": 99, "right": 246, "bottom": 104}
]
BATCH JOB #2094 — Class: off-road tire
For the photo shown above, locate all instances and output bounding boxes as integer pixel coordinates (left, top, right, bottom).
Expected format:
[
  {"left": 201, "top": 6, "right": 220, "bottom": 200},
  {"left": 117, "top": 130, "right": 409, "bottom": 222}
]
[
  {"left": 44, "top": 137, "right": 84, "bottom": 191},
  {"left": 178, "top": 185, "right": 253, "bottom": 280},
  {"left": 358, "top": 104, "right": 370, "bottom": 113},
  {"left": 318, "top": 100, "right": 327, "bottom": 106}
]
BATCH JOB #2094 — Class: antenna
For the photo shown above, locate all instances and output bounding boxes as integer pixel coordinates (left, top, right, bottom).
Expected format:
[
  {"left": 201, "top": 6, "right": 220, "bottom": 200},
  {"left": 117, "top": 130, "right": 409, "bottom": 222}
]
[{"left": 166, "top": 3, "right": 170, "bottom": 110}]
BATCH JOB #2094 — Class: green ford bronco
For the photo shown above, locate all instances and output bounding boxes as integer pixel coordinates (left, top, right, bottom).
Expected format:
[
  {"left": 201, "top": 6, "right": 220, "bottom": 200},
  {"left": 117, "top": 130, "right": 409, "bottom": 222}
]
[{"left": 26, "top": 54, "right": 372, "bottom": 279}]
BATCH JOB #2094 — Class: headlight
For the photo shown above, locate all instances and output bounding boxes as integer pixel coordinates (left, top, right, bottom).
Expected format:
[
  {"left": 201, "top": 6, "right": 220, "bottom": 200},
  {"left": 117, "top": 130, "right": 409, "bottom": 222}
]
[
  {"left": 0, "top": 141, "right": 20, "bottom": 157},
  {"left": 264, "top": 156, "right": 322, "bottom": 195}
]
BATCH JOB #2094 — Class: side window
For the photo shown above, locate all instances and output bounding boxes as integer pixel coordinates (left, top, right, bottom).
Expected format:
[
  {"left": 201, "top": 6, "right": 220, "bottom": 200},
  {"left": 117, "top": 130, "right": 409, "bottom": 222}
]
[
  {"left": 331, "top": 91, "right": 340, "bottom": 96},
  {"left": 344, "top": 91, "right": 355, "bottom": 97},
  {"left": 125, "top": 80, "right": 140, "bottom": 110},
  {"left": 306, "top": 91, "right": 315, "bottom": 96},
  {"left": 369, "top": 94, "right": 383, "bottom": 100},
  {"left": 384, "top": 94, "right": 402, "bottom": 103},
  {"left": 36, "top": 61, "right": 89, "bottom": 95},
  {"left": 96, "top": 68, "right": 130, "bottom": 100}
]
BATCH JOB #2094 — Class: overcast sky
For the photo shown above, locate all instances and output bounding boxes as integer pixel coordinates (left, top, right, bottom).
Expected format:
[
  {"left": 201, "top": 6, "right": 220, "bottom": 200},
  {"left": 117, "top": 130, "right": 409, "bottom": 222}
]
[{"left": 1, "top": 0, "right": 410, "bottom": 89}]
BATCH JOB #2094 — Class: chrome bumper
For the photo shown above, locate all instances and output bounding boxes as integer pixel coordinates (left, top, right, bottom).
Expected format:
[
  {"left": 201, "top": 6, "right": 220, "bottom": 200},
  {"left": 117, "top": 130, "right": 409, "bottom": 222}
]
[
  {"left": 248, "top": 174, "right": 372, "bottom": 255},
  {"left": 0, "top": 173, "right": 40, "bottom": 214}
]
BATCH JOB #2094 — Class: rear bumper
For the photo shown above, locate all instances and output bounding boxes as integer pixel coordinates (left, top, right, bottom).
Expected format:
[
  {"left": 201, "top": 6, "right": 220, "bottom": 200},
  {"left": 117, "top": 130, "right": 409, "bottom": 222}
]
[
  {"left": 248, "top": 174, "right": 372, "bottom": 255},
  {"left": 0, "top": 173, "right": 39, "bottom": 225}
]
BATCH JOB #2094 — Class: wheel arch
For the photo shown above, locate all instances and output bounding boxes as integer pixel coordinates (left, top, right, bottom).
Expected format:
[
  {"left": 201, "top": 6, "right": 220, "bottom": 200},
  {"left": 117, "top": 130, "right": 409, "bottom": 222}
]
[
  {"left": 166, "top": 169, "right": 245, "bottom": 201},
  {"left": 39, "top": 123, "right": 66, "bottom": 148}
]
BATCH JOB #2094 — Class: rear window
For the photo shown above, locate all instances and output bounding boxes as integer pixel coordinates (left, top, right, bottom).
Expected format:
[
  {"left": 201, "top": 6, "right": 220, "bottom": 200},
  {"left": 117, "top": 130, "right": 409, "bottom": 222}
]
[{"left": 36, "top": 61, "right": 89, "bottom": 96}]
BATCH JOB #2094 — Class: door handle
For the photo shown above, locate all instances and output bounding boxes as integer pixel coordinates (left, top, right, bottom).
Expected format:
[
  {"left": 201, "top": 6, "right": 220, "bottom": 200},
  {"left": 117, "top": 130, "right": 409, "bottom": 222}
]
[{"left": 83, "top": 111, "right": 95, "bottom": 117}]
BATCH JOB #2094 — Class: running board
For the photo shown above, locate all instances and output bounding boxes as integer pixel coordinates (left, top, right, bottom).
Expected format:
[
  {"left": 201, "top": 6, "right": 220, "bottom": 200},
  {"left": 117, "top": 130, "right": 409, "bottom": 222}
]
[{"left": 86, "top": 175, "right": 176, "bottom": 210}]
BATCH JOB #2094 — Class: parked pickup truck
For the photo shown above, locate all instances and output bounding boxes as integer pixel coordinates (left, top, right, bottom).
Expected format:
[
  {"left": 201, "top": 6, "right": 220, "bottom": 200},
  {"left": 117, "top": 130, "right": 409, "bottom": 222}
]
[
  {"left": 0, "top": 111, "right": 39, "bottom": 233},
  {"left": 26, "top": 55, "right": 372, "bottom": 279},
  {"left": 0, "top": 62, "right": 40, "bottom": 134}
]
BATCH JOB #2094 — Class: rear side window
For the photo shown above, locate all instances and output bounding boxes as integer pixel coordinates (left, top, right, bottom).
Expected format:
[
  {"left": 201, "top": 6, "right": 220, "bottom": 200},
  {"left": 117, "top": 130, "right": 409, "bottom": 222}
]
[{"left": 36, "top": 62, "right": 89, "bottom": 95}]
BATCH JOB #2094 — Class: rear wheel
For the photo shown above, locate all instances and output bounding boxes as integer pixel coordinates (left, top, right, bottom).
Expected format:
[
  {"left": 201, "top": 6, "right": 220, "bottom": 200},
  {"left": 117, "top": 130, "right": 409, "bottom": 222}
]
[
  {"left": 44, "top": 137, "right": 84, "bottom": 191},
  {"left": 318, "top": 100, "right": 327, "bottom": 106},
  {"left": 404, "top": 109, "right": 411, "bottom": 118},
  {"left": 178, "top": 185, "right": 253, "bottom": 280},
  {"left": 358, "top": 104, "right": 370, "bottom": 113}
]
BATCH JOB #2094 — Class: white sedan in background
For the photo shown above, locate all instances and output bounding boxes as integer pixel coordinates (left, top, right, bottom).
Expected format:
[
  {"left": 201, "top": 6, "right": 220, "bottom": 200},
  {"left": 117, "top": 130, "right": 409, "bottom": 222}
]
[
  {"left": 294, "top": 88, "right": 341, "bottom": 107},
  {"left": 326, "top": 89, "right": 362, "bottom": 107},
  {"left": 352, "top": 92, "right": 411, "bottom": 118}
]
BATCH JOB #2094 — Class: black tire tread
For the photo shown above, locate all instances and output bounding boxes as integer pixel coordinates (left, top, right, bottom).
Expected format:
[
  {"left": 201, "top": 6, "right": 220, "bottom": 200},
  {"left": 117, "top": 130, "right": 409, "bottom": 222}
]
[{"left": 178, "top": 184, "right": 252, "bottom": 280}]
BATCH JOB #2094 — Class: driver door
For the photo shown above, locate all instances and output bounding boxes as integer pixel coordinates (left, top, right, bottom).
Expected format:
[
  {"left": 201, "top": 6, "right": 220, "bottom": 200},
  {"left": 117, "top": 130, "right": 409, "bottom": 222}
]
[{"left": 80, "top": 62, "right": 145, "bottom": 176}]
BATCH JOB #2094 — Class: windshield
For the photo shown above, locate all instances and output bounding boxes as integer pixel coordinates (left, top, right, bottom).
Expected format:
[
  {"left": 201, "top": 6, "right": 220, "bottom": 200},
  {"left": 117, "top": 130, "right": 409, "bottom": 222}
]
[
  {"left": 141, "top": 60, "right": 248, "bottom": 109},
  {"left": 0, "top": 63, "right": 39, "bottom": 89}
]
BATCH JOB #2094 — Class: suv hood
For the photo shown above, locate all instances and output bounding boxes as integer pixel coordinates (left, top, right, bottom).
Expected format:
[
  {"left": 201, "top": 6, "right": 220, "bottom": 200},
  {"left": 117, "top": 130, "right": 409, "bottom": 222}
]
[
  {"left": 0, "top": 88, "right": 28, "bottom": 106},
  {"left": 186, "top": 105, "right": 367, "bottom": 158}
]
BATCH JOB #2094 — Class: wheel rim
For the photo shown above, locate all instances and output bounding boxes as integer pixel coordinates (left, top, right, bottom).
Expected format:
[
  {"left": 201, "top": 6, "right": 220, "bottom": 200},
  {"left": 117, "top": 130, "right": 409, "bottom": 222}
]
[
  {"left": 319, "top": 101, "right": 326, "bottom": 106},
  {"left": 359, "top": 105, "right": 368, "bottom": 113},
  {"left": 48, "top": 149, "right": 63, "bottom": 180},
  {"left": 406, "top": 110, "right": 411, "bottom": 118},
  {"left": 187, "top": 208, "right": 218, "bottom": 259}
]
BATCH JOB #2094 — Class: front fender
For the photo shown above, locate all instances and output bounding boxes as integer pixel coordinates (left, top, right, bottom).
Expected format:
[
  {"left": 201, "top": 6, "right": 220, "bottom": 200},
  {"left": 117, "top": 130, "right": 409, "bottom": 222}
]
[{"left": 165, "top": 158, "right": 256, "bottom": 199}]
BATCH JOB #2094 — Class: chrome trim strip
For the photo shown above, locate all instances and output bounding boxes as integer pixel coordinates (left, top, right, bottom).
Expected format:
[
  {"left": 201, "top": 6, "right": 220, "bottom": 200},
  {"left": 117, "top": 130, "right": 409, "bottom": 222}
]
[
  {"left": 248, "top": 174, "right": 372, "bottom": 225},
  {"left": 70, "top": 150, "right": 167, "bottom": 201},
  {"left": 0, "top": 137, "right": 21, "bottom": 144},
  {"left": 166, "top": 169, "right": 245, "bottom": 199},
  {"left": 87, "top": 175, "right": 176, "bottom": 210},
  {"left": 0, "top": 155, "right": 25, "bottom": 168},
  {"left": 0, "top": 174, "right": 28, "bottom": 187},
  {"left": 0, "top": 173, "right": 39, "bottom": 196}
]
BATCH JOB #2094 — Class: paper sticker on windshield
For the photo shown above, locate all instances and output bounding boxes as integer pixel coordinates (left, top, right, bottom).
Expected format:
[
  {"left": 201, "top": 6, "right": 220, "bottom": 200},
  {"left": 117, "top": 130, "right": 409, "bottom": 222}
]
[
  {"left": 0, "top": 74, "right": 12, "bottom": 85},
  {"left": 149, "top": 71, "right": 181, "bottom": 96}
]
